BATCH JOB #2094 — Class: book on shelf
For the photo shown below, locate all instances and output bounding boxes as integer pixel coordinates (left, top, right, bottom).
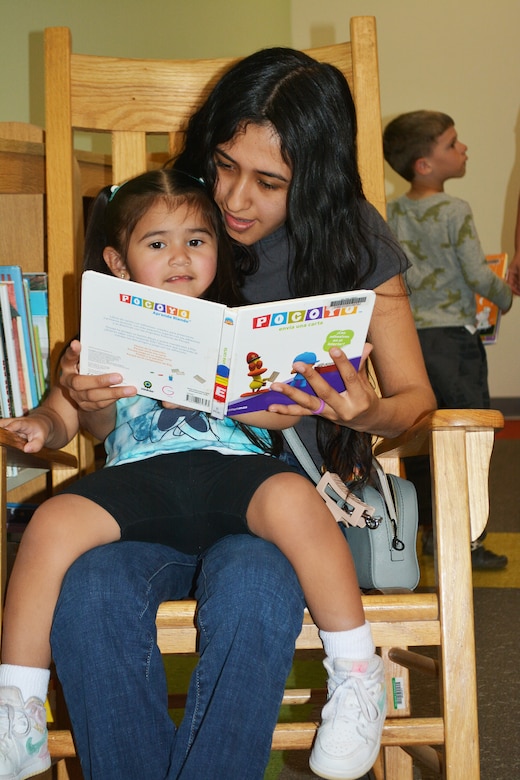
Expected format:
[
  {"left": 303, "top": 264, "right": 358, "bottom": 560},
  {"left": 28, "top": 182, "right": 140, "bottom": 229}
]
[
  {"left": 475, "top": 253, "right": 508, "bottom": 345},
  {"left": 24, "top": 272, "right": 49, "bottom": 396},
  {"left": 6, "top": 504, "right": 39, "bottom": 578},
  {"left": 0, "top": 282, "right": 25, "bottom": 416},
  {"left": 0, "top": 315, "right": 13, "bottom": 417},
  {"left": 23, "top": 277, "right": 43, "bottom": 399},
  {"left": 80, "top": 270, "right": 376, "bottom": 418},
  {"left": 0, "top": 270, "right": 49, "bottom": 418},
  {"left": 6, "top": 502, "right": 39, "bottom": 540},
  {"left": 0, "top": 266, "right": 39, "bottom": 407}
]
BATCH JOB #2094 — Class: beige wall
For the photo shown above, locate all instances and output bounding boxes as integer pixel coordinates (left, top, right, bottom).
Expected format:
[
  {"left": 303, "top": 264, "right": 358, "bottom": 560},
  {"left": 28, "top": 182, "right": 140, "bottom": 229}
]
[
  {"left": 0, "top": 0, "right": 291, "bottom": 127},
  {"left": 292, "top": 1, "right": 520, "bottom": 400}
]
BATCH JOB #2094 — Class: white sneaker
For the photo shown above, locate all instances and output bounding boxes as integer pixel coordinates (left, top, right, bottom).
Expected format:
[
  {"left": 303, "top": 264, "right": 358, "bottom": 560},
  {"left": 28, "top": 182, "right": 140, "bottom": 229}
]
[
  {"left": 0, "top": 686, "right": 50, "bottom": 780},
  {"left": 309, "top": 655, "right": 386, "bottom": 780}
]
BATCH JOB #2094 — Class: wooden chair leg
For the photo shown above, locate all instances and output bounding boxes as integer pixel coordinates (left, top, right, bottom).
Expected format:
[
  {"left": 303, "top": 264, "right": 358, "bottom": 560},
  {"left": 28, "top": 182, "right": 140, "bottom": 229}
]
[
  {"left": 54, "top": 758, "right": 83, "bottom": 780},
  {"left": 372, "top": 751, "right": 385, "bottom": 779},
  {"left": 383, "top": 746, "right": 414, "bottom": 779},
  {"left": 380, "top": 647, "right": 414, "bottom": 779},
  {"left": 432, "top": 427, "right": 480, "bottom": 778},
  {"left": 54, "top": 760, "right": 71, "bottom": 780}
]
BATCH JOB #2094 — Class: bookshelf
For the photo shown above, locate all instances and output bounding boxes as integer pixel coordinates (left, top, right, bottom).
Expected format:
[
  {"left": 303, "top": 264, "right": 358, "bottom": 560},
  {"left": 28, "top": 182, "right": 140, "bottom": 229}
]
[
  {"left": 0, "top": 124, "right": 85, "bottom": 608},
  {"left": 1, "top": 127, "right": 165, "bottom": 499},
  {"left": 0, "top": 124, "right": 49, "bottom": 506}
]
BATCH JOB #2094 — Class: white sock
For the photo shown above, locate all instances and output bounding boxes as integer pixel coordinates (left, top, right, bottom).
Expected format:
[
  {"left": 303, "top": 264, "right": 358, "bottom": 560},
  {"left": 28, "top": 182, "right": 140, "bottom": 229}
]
[
  {"left": 319, "top": 621, "right": 375, "bottom": 661},
  {"left": 0, "top": 663, "right": 50, "bottom": 703}
]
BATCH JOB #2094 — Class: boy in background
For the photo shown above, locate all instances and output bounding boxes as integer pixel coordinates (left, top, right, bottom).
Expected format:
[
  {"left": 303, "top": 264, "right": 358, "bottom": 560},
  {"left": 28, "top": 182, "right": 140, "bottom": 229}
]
[{"left": 383, "top": 110, "right": 512, "bottom": 569}]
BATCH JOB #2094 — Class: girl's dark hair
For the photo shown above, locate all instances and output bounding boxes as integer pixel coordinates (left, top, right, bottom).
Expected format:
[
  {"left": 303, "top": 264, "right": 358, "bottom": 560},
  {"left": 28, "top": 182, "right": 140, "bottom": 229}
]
[
  {"left": 174, "top": 47, "right": 380, "bottom": 481},
  {"left": 84, "top": 167, "right": 281, "bottom": 456}
]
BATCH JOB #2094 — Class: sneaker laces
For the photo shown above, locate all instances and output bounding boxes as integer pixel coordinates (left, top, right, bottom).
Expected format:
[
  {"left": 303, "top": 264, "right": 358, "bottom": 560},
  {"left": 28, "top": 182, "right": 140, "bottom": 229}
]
[
  {"left": 0, "top": 702, "right": 32, "bottom": 757},
  {"left": 322, "top": 665, "right": 383, "bottom": 750}
]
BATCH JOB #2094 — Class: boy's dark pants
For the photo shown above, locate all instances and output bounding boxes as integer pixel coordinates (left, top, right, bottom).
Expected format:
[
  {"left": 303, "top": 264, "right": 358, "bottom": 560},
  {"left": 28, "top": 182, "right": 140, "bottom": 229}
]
[{"left": 405, "top": 326, "right": 490, "bottom": 527}]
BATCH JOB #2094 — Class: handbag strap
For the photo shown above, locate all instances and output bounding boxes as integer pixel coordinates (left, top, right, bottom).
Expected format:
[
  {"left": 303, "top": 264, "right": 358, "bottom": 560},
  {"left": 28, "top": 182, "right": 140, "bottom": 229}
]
[
  {"left": 370, "top": 458, "right": 406, "bottom": 551},
  {"left": 282, "top": 427, "right": 322, "bottom": 484},
  {"left": 371, "top": 457, "right": 397, "bottom": 522}
]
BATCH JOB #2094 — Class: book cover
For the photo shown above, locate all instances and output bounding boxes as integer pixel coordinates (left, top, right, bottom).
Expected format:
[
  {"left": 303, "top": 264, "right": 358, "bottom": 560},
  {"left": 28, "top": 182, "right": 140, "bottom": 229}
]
[
  {"left": 80, "top": 271, "right": 375, "bottom": 418},
  {"left": 0, "top": 266, "right": 38, "bottom": 406},
  {"left": 216, "top": 290, "right": 375, "bottom": 417},
  {"left": 0, "top": 283, "right": 24, "bottom": 416},
  {"left": 475, "top": 253, "right": 508, "bottom": 345}
]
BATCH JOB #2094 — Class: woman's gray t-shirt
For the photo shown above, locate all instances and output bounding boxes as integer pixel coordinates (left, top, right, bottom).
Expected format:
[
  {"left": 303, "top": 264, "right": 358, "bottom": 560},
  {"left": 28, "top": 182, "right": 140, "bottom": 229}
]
[{"left": 240, "top": 200, "right": 408, "bottom": 467}]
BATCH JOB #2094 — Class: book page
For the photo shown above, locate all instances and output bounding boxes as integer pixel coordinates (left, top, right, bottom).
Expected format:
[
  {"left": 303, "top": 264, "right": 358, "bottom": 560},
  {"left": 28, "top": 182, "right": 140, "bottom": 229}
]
[{"left": 80, "top": 271, "right": 225, "bottom": 412}]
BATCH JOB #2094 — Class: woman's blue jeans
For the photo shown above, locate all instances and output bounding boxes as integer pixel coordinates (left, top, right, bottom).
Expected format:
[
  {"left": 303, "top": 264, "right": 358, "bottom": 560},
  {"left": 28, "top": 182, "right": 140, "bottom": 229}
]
[{"left": 50, "top": 535, "right": 305, "bottom": 779}]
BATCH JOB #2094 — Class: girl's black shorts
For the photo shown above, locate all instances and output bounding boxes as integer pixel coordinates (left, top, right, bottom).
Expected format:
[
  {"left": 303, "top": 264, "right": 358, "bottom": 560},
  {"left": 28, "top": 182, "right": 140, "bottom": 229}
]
[{"left": 60, "top": 450, "right": 299, "bottom": 554}]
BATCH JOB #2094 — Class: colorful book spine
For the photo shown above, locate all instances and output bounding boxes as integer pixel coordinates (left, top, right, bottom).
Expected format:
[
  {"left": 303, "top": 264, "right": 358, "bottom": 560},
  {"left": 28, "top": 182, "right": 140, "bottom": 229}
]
[
  {"left": 0, "top": 316, "right": 13, "bottom": 416},
  {"left": 0, "top": 282, "right": 24, "bottom": 416},
  {"left": 23, "top": 278, "right": 44, "bottom": 400},
  {"left": 0, "top": 266, "right": 39, "bottom": 407},
  {"left": 24, "top": 272, "right": 49, "bottom": 394}
]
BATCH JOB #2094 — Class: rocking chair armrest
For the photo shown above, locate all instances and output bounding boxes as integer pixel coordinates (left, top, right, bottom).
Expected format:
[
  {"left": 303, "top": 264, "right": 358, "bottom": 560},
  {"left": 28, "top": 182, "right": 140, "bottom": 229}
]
[
  {"left": 0, "top": 427, "right": 78, "bottom": 471},
  {"left": 373, "top": 409, "right": 504, "bottom": 460}
]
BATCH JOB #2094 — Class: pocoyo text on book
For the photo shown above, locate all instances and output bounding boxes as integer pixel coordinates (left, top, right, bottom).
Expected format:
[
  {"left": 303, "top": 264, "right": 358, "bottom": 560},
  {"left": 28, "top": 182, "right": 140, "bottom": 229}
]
[
  {"left": 252, "top": 304, "right": 359, "bottom": 329},
  {"left": 119, "top": 293, "right": 190, "bottom": 321}
]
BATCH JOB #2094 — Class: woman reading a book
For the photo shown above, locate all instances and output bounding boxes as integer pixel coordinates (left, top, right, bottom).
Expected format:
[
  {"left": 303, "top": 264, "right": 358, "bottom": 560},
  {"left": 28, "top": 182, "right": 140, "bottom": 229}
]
[{"left": 0, "top": 48, "right": 435, "bottom": 780}]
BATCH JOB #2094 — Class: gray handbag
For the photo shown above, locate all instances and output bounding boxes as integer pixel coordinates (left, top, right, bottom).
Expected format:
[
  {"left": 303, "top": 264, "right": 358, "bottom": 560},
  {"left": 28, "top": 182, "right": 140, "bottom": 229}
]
[{"left": 283, "top": 428, "right": 420, "bottom": 591}]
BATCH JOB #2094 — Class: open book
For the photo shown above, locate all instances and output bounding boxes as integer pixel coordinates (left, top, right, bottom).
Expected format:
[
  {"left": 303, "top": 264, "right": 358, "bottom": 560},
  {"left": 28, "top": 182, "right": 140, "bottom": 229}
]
[{"left": 80, "top": 271, "right": 375, "bottom": 418}]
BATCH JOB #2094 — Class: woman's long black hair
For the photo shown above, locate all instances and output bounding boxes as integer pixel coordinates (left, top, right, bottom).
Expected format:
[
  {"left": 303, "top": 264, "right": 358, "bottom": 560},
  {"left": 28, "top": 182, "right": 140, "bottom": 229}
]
[{"left": 174, "top": 48, "right": 378, "bottom": 481}]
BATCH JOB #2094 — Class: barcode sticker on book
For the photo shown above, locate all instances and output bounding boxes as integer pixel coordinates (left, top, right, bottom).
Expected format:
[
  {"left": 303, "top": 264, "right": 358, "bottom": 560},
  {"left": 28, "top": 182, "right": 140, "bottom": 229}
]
[
  {"left": 185, "top": 394, "right": 211, "bottom": 408},
  {"left": 330, "top": 296, "right": 368, "bottom": 307},
  {"left": 392, "top": 676, "right": 405, "bottom": 710}
]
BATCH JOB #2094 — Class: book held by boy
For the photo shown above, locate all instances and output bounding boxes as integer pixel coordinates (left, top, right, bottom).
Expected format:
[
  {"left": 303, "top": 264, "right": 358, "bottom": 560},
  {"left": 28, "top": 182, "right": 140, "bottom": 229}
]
[
  {"left": 80, "top": 271, "right": 375, "bottom": 418},
  {"left": 475, "top": 253, "right": 508, "bottom": 345}
]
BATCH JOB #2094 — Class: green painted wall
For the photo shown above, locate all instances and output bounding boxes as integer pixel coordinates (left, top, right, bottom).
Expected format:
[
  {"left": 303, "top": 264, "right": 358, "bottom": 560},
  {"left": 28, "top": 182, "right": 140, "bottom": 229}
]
[{"left": 0, "top": 0, "right": 291, "bottom": 127}]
